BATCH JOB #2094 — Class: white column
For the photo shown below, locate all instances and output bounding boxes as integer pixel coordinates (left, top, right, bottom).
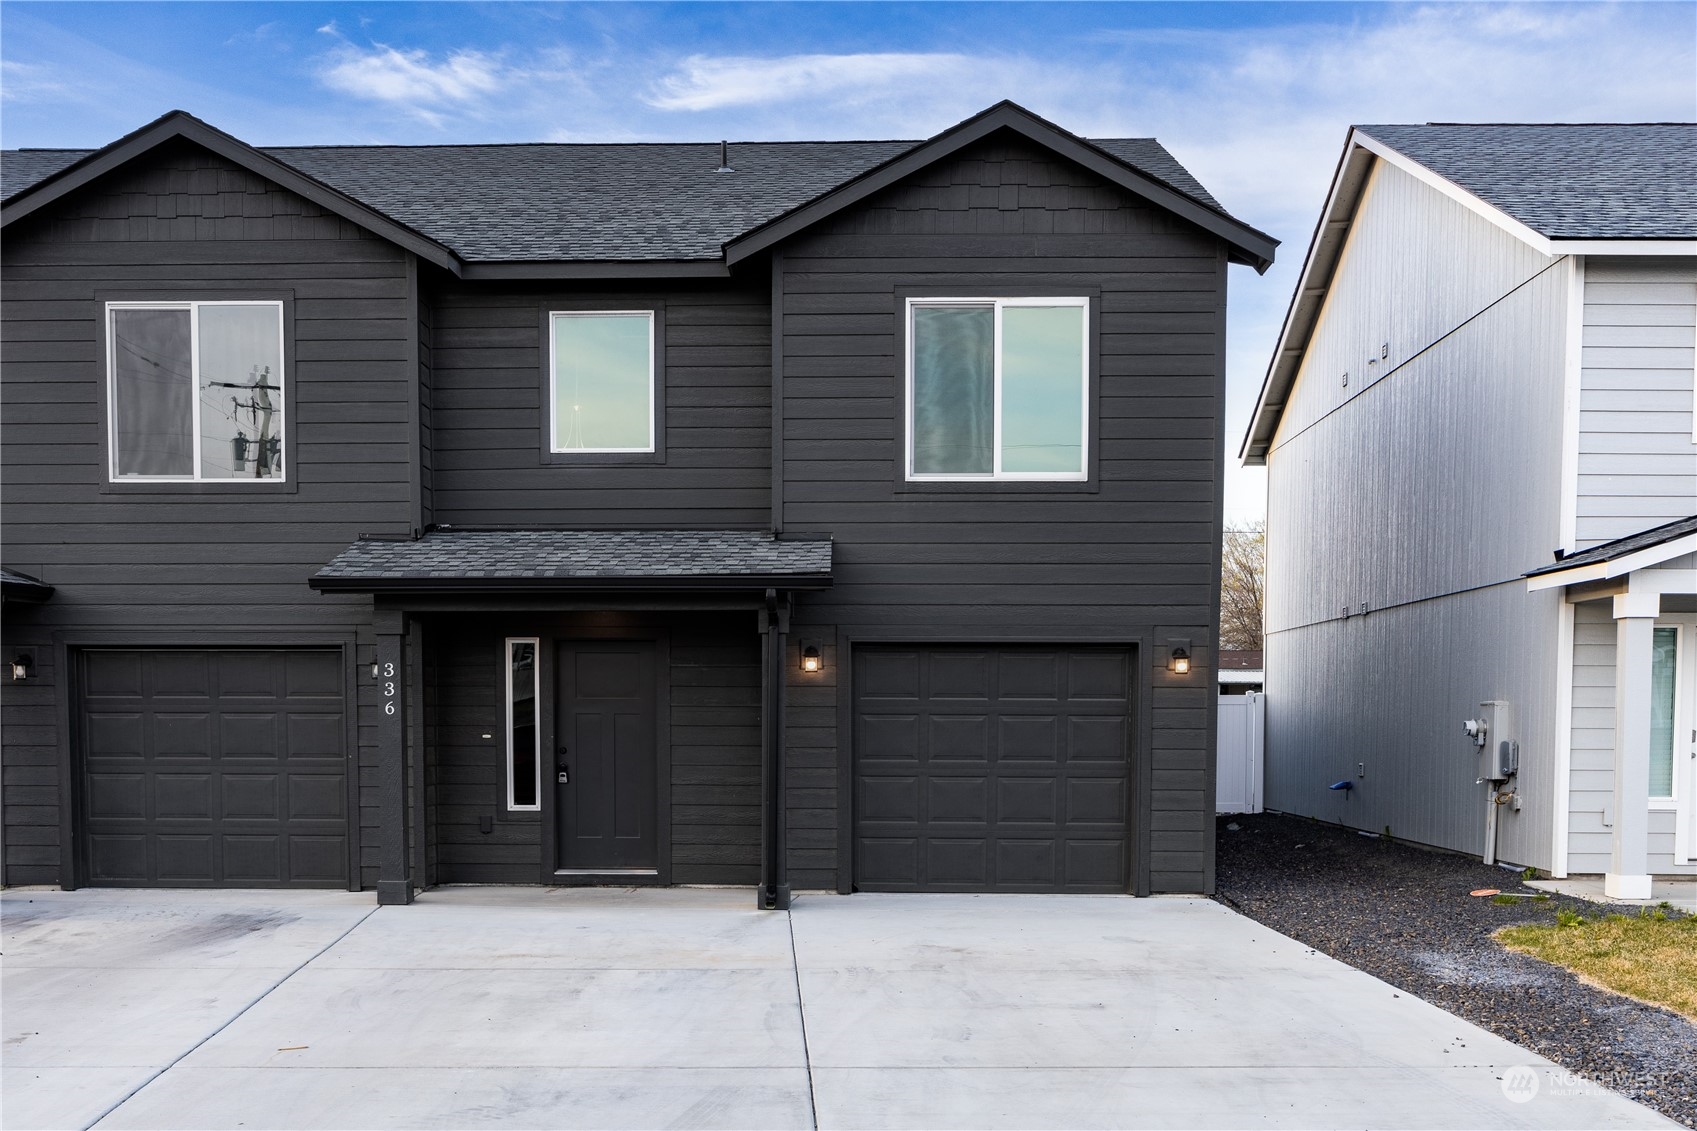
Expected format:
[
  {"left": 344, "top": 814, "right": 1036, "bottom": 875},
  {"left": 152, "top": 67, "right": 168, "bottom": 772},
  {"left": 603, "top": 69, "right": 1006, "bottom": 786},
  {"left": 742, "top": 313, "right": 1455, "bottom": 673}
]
[{"left": 1607, "top": 592, "right": 1655, "bottom": 899}]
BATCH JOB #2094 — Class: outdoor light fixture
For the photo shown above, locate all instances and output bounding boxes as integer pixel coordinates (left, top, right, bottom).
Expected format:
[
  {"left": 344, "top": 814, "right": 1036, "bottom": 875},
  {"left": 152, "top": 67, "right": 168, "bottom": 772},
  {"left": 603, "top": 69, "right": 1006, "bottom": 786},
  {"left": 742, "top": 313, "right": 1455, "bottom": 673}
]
[
  {"left": 371, "top": 661, "right": 380, "bottom": 680},
  {"left": 10, "top": 653, "right": 34, "bottom": 682},
  {"left": 1168, "top": 647, "right": 1191, "bottom": 675},
  {"left": 800, "top": 644, "right": 822, "bottom": 674}
]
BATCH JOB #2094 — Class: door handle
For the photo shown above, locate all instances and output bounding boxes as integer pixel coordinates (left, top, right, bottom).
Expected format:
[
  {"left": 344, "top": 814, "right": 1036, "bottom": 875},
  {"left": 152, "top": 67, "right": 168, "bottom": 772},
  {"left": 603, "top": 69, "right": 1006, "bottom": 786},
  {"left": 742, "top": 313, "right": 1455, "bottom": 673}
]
[{"left": 557, "top": 747, "right": 570, "bottom": 784}]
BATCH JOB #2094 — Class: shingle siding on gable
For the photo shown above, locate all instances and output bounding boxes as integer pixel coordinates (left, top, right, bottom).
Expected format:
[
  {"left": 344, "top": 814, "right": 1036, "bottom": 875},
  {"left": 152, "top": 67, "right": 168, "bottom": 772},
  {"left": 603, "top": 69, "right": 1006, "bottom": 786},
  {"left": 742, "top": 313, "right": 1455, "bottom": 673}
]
[
  {"left": 425, "top": 280, "right": 772, "bottom": 529},
  {"left": 1576, "top": 257, "right": 1697, "bottom": 548},
  {"left": 0, "top": 141, "right": 415, "bottom": 886},
  {"left": 776, "top": 137, "right": 1228, "bottom": 893}
]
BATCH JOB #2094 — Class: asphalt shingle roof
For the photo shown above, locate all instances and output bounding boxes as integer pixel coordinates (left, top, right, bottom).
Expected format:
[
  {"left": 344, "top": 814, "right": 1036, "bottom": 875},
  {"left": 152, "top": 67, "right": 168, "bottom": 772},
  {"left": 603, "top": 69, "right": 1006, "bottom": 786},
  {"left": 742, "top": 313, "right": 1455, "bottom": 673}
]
[
  {"left": 2, "top": 136, "right": 1222, "bottom": 262},
  {"left": 312, "top": 529, "right": 832, "bottom": 590},
  {"left": 1357, "top": 123, "right": 1697, "bottom": 239},
  {"left": 1524, "top": 514, "right": 1697, "bottom": 578}
]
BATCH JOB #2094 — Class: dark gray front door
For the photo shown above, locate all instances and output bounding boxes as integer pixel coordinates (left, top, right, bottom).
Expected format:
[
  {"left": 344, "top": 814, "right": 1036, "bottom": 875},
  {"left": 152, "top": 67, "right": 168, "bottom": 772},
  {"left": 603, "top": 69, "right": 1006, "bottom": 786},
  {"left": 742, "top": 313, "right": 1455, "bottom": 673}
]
[
  {"left": 555, "top": 641, "right": 658, "bottom": 871},
  {"left": 79, "top": 648, "right": 348, "bottom": 887},
  {"left": 855, "top": 645, "right": 1132, "bottom": 892}
]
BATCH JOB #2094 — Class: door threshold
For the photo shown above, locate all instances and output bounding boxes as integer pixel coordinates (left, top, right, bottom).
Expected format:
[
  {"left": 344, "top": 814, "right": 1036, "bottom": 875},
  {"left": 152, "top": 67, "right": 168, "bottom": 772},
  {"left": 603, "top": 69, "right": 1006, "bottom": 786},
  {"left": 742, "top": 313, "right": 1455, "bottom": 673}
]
[{"left": 553, "top": 868, "right": 660, "bottom": 877}]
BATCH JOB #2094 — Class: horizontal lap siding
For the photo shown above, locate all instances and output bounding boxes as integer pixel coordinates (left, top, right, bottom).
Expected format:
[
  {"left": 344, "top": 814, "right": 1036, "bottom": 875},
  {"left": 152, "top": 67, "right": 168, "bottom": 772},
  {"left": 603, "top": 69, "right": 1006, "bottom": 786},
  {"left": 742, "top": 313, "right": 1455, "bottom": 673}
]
[
  {"left": 670, "top": 618, "right": 762, "bottom": 884},
  {"left": 1576, "top": 258, "right": 1697, "bottom": 548},
  {"left": 0, "top": 140, "right": 413, "bottom": 886},
  {"left": 427, "top": 283, "right": 771, "bottom": 527},
  {"left": 779, "top": 137, "right": 1229, "bottom": 892}
]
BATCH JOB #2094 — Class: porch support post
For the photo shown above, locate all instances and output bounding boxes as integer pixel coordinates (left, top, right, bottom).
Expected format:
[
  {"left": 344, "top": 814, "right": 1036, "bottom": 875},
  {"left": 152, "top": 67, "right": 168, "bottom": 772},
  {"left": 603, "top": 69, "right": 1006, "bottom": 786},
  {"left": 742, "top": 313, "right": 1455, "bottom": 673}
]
[
  {"left": 374, "top": 607, "right": 415, "bottom": 906},
  {"left": 758, "top": 589, "right": 792, "bottom": 910},
  {"left": 1607, "top": 592, "right": 1655, "bottom": 899}
]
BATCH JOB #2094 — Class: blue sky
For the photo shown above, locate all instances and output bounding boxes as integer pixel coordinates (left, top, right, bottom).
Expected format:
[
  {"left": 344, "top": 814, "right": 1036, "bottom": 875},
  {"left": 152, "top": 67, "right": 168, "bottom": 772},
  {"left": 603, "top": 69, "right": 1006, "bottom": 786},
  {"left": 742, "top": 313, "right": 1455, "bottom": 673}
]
[{"left": 5, "top": 1, "right": 1693, "bottom": 521}]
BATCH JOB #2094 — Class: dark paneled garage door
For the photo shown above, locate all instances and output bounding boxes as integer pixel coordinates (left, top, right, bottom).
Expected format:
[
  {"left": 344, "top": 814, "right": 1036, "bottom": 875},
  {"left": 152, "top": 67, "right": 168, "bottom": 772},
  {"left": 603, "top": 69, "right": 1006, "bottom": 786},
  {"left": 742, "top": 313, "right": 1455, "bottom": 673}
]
[
  {"left": 79, "top": 649, "right": 348, "bottom": 887},
  {"left": 854, "top": 645, "right": 1132, "bottom": 892}
]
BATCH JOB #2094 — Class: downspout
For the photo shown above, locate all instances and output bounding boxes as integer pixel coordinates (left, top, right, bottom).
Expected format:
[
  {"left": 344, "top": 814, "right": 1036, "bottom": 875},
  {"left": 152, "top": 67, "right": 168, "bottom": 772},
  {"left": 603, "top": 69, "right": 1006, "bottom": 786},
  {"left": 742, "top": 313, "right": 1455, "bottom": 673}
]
[{"left": 758, "top": 588, "right": 792, "bottom": 909}]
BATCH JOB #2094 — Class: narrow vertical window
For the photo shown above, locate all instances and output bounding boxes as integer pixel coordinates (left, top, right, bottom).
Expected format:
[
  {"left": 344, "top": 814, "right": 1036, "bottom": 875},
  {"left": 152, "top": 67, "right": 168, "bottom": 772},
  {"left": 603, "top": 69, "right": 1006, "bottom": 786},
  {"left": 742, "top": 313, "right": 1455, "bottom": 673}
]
[
  {"left": 550, "top": 312, "right": 654, "bottom": 452},
  {"left": 1650, "top": 626, "right": 1677, "bottom": 799},
  {"left": 107, "top": 301, "right": 285, "bottom": 482},
  {"left": 907, "top": 298, "right": 1087, "bottom": 481},
  {"left": 507, "top": 638, "right": 540, "bottom": 811}
]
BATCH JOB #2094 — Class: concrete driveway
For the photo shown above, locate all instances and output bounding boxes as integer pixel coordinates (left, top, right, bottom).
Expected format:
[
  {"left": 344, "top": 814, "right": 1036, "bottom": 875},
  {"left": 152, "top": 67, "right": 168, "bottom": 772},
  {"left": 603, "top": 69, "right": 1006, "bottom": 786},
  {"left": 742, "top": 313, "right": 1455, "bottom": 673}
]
[{"left": 1, "top": 887, "right": 1671, "bottom": 1130}]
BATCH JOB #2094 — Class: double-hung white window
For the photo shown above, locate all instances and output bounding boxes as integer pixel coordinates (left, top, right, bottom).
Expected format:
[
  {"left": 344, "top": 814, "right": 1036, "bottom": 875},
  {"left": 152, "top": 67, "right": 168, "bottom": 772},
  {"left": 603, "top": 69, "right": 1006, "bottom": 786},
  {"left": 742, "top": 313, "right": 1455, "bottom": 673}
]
[
  {"left": 106, "top": 301, "right": 286, "bottom": 482},
  {"left": 905, "top": 297, "right": 1088, "bottom": 481},
  {"left": 549, "top": 311, "right": 655, "bottom": 452}
]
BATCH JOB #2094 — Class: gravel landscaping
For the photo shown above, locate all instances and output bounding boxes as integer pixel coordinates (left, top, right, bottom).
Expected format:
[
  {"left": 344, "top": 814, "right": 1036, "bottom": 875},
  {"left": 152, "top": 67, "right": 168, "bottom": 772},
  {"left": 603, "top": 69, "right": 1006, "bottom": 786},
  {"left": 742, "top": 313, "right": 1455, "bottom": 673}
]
[{"left": 1215, "top": 812, "right": 1697, "bottom": 1129}]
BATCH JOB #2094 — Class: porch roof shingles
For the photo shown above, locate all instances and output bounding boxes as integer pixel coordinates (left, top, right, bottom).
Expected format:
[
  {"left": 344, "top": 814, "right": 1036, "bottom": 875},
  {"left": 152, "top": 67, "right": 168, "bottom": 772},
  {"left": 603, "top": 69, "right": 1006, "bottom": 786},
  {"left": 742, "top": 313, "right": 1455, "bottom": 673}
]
[
  {"left": 1524, "top": 514, "right": 1697, "bottom": 578},
  {"left": 310, "top": 529, "right": 833, "bottom": 592}
]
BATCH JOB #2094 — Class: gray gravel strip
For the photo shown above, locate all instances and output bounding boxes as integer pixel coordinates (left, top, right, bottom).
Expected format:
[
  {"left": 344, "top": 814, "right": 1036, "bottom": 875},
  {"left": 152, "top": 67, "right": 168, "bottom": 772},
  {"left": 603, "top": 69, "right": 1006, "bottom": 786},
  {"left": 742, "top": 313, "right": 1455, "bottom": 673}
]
[{"left": 1215, "top": 812, "right": 1696, "bottom": 1128}]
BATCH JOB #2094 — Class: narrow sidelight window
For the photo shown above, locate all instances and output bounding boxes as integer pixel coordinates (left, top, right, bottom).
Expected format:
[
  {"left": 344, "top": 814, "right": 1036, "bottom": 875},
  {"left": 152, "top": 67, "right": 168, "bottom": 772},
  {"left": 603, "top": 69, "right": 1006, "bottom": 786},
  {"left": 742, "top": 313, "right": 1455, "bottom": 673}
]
[
  {"left": 107, "top": 301, "right": 286, "bottom": 481},
  {"left": 1650, "top": 626, "right": 1677, "bottom": 799},
  {"left": 550, "top": 311, "right": 654, "bottom": 452},
  {"left": 906, "top": 298, "right": 1087, "bottom": 481},
  {"left": 507, "top": 638, "right": 540, "bottom": 811}
]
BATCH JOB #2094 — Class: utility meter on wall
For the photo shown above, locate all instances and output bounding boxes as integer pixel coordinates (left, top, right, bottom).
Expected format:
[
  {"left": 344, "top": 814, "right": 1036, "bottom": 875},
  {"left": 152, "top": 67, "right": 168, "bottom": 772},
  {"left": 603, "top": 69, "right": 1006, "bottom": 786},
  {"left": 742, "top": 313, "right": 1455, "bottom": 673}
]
[{"left": 1476, "top": 700, "right": 1517, "bottom": 782}]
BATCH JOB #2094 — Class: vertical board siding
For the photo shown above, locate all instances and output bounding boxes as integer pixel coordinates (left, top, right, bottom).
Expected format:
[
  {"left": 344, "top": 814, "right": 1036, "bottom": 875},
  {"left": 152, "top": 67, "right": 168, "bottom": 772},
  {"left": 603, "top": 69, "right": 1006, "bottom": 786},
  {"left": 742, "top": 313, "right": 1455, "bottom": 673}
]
[
  {"left": 1577, "top": 258, "right": 1697, "bottom": 548},
  {"left": 0, "top": 140, "right": 414, "bottom": 886},
  {"left": 1568, "top": 593, "right": 1697, "bottom": 876},
  {"left": 427, "top": 283, "right": 771, "bottom": 528},
  {"left": 779, "top": 136, "right": 1229, "bottom": 892},
  {"left": 1263, "top": 158, "right": 1568, "bottom": 867}
]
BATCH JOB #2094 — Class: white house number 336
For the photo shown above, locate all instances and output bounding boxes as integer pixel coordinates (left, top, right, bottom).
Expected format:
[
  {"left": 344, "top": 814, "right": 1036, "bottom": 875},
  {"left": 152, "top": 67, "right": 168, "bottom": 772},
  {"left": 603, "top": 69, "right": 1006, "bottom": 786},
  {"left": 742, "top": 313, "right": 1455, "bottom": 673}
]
[{"left": 381, "top": 662, "right": 397, "bottom": 715}]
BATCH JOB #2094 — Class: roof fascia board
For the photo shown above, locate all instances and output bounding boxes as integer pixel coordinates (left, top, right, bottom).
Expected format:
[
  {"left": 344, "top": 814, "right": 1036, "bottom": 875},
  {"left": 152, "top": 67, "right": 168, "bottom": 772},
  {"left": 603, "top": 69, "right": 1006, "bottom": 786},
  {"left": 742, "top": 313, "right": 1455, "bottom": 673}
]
[
  {"left": 460, "top": 260, "right": 732, "bottom": 281},
  {"left": 724, "top": 107, "right": 1276, "bottom": 271},
  {"left": 1351, "top": 133, "right": 1556, "bottom": 255},
  {"left": 1239, "top": 136, "right": 1375, "bottom": 464},
  {"left": 1547, "top": 239, "right": 1697, "bottom": 256},
  {"left": 2, "top": 113, "right": 464, "bottom": 275},
  {"left": 1525, "top": 532, "right": 1697, "bottom": 590},
  {"left": 309, "top": 573, "right": 834, "bottom": 593}
]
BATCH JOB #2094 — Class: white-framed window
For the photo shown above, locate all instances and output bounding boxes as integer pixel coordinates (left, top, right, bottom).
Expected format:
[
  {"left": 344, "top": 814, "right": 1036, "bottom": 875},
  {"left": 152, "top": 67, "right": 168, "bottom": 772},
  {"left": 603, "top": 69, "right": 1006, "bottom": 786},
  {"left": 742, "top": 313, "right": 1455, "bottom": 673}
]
[
  {"left": 905, "top": 297, "right": 1089, "bottom": 481},
  {"left": 1650, "top": 618, "right": 1696, "bottom": 806},
  {"left": 506, "top": 638, "right": 541, "bottom": 811},
  {"left": 549, "top": 311, "right": 655, "bottom": 452},
  {"left": 105, "top": 301, "right": 286, "bottom": 482}
]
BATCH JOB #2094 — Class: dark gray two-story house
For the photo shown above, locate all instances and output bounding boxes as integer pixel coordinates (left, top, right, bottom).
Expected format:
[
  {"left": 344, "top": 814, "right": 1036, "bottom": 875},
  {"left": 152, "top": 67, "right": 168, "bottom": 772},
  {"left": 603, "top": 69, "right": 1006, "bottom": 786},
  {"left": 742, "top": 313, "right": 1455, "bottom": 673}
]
[{"left": 0, "top": 102, "right": 1275, "bottom": 906}]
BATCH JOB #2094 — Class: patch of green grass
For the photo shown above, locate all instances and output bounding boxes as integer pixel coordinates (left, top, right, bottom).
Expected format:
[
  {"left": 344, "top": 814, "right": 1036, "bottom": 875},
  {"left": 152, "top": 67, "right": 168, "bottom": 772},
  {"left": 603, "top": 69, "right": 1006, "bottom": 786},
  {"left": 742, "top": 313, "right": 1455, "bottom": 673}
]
[{"left": 1497, "top": 913, "right": 1697, "bottom": 1020}]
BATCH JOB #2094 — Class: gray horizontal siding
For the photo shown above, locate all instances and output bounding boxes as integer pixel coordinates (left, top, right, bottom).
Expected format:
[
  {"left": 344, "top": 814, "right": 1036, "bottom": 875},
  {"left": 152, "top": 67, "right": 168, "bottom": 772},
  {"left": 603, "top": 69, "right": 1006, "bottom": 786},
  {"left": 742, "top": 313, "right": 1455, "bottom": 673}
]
[
  {"left": 1, "top": 139, "right": 414, "bottom": 887},
  {"left": 426, "top": 284, "right": 771, "bottom": 528},
  {"left": 1576, "top": 258, "right": 1697, "bottom": 548},
  {"left": 778, "top": 135, "right": 1230, "bottom": 893}
]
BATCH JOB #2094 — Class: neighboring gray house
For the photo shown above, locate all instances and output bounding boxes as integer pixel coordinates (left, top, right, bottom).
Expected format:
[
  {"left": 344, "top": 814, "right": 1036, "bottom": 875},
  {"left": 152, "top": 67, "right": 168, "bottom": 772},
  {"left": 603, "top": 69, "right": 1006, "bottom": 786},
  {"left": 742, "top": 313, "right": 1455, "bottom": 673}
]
[
  {"left": 0, "top": 103, "right": 1276, "bottom": 904},
  {"left": 1244, "top": 124, "right": 1695, "bottom": 897}
]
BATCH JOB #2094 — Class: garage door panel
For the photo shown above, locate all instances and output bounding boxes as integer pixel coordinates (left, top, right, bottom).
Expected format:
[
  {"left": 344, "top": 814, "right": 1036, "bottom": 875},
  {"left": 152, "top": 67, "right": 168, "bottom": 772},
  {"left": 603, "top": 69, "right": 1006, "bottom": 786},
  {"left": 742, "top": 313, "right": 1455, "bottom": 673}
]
[
  {"left": 856, "top": 645, "right": 1132, "bottom": 894},
  {"left": 79, "top": 649, "right": 347, "bottom": 888}
]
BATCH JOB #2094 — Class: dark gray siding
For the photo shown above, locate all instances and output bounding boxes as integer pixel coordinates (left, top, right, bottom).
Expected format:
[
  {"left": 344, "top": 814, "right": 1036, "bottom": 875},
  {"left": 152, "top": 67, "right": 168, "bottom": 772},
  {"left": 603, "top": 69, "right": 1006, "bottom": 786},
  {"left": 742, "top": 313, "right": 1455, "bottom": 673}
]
[
  {"left": 777, "top": 136, "right": 1228, "bottom": 893},
  {"left": 0, "top": 139, "right": 413, "bottom": 887},
  {"left": 427, "top": 283, "right": 772, "bottom": 528},
  {"left": 426, "top": 613, "right": 760, "bottom": 884}
]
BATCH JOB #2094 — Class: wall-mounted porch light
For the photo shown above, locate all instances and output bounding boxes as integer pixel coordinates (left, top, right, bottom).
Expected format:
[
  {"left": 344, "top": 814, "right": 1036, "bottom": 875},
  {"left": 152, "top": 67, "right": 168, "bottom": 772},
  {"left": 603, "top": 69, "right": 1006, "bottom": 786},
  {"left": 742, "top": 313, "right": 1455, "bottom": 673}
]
[
  {"left": 800, "top": 644, "right": 822, "bottom": 674},
  {"left": 1167, "top": 645, "right": 1191, "bottom": 675},
  {"left": 11, "top": 653, "right": 34, "bottom": 682}
]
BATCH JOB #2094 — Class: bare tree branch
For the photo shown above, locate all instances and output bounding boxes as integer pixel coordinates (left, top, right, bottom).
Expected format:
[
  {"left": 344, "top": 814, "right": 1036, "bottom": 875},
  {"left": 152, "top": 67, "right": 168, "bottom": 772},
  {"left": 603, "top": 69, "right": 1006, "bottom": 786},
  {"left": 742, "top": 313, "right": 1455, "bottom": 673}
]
[{"left": 1219, "top": 520, "right": 1265, "bottom": 651}]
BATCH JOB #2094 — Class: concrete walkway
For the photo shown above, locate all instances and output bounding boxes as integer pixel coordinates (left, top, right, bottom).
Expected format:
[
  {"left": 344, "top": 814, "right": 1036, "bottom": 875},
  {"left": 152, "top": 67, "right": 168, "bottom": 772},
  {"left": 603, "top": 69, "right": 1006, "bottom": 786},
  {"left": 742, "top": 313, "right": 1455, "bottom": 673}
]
[{"left": 0, "top": 887, "right": 1672, "bottom": 1130}]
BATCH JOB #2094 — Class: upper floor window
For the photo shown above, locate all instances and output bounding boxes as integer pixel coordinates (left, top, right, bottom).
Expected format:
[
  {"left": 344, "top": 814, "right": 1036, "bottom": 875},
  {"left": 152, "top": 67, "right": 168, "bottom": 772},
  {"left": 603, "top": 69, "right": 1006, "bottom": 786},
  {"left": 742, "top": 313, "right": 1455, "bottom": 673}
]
[
  {"left": 550, "top": 311, "right": 655, "bottom": 452},
  {"left": 106, "top": 301, "right": 286, "bottom": 482},
  {"left": 906, "top": 297, "right": 1088, "bottom": 481}
]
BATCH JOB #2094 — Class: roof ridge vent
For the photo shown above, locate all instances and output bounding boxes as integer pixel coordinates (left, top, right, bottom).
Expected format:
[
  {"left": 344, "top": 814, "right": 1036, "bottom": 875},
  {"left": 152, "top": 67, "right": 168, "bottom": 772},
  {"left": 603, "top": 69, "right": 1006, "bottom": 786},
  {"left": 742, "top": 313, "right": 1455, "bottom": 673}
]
[{"left": 716, "top": 140, "right": 734, "bottom": 173}]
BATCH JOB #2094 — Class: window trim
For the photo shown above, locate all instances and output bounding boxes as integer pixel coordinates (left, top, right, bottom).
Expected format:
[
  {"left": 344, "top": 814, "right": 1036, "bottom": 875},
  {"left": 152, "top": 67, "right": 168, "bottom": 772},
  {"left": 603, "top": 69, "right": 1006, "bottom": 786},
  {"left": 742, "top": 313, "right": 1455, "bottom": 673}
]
[
  {"left": 1650, "top": 617, "right": 1694, "bottom": 813},
  {"left": 547, "top": 309, "right": 657, "bottom": 455},
  {"left": 903, "top": 296, "right": 1090, "bottom": 482},
  {"left": 505, "top": 636, "right": 542, "bottom": 813},
  {"left": 104, "top": 299, "right": 288, "bottom": 484}
]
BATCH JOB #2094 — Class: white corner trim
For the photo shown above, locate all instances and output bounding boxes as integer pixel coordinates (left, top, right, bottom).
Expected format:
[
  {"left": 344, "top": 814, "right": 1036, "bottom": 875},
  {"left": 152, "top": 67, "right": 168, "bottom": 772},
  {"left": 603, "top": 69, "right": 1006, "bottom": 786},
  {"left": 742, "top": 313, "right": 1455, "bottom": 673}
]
[
  {"left": 1559, "top": 256, "right": 1584, "bottom": 555},
  {"left": 1552, "top": 599, "right": 1575, "bottom": 878},
  {"left": 1353, "top": 134, "right": 1697, "bottom": 259},
  {"left": 1527, "top": 533, "right": 1697, "bottom": 591},
  {"left": 1615, "top": 590, "right": 1662, "bottom": 619}
]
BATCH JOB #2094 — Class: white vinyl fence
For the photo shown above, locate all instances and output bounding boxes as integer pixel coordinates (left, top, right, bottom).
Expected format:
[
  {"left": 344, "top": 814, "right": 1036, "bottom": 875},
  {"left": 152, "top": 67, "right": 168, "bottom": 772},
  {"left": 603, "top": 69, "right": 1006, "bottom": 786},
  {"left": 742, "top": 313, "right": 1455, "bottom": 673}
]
[{"left": 1216, "top": 692, "right": 1265, "bottom": 814}]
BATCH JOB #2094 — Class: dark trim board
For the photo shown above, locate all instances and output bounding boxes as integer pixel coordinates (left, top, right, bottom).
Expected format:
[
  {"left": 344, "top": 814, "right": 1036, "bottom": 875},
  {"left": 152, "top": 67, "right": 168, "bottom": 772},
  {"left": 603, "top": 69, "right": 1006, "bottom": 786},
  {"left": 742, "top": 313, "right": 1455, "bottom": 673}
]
[{"left": 830, "top": 627, "right": 1147, "bottom": 896}]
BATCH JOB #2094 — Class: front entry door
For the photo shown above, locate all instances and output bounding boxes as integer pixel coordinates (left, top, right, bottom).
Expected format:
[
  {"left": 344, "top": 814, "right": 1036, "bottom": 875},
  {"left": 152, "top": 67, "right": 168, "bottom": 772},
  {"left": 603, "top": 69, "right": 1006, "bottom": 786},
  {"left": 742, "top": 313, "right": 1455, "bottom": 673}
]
[{"left": 555, "top": 641, "right": 658, "bottom": 871}]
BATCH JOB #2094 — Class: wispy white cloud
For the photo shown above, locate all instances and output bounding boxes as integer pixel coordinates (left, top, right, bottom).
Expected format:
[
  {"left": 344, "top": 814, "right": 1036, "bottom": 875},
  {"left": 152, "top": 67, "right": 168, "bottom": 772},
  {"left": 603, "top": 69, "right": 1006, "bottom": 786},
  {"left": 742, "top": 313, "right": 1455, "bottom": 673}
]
[
  {"left": 0, "top": 59, "right": 73, "bottom": 105},
  {"left": 646, "top": 52, "right": 981, "bottom": 112},
  {"left": 317, "top": 42, "right": 509, "bottom": 121}
]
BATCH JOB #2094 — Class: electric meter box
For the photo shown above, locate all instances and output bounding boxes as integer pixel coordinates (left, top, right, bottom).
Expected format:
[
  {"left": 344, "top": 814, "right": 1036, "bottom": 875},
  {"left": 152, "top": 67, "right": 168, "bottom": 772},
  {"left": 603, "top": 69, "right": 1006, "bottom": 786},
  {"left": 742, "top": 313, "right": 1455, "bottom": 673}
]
[{"left": 1478, "top": 700, "right": 1517, "bottom": 782}]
